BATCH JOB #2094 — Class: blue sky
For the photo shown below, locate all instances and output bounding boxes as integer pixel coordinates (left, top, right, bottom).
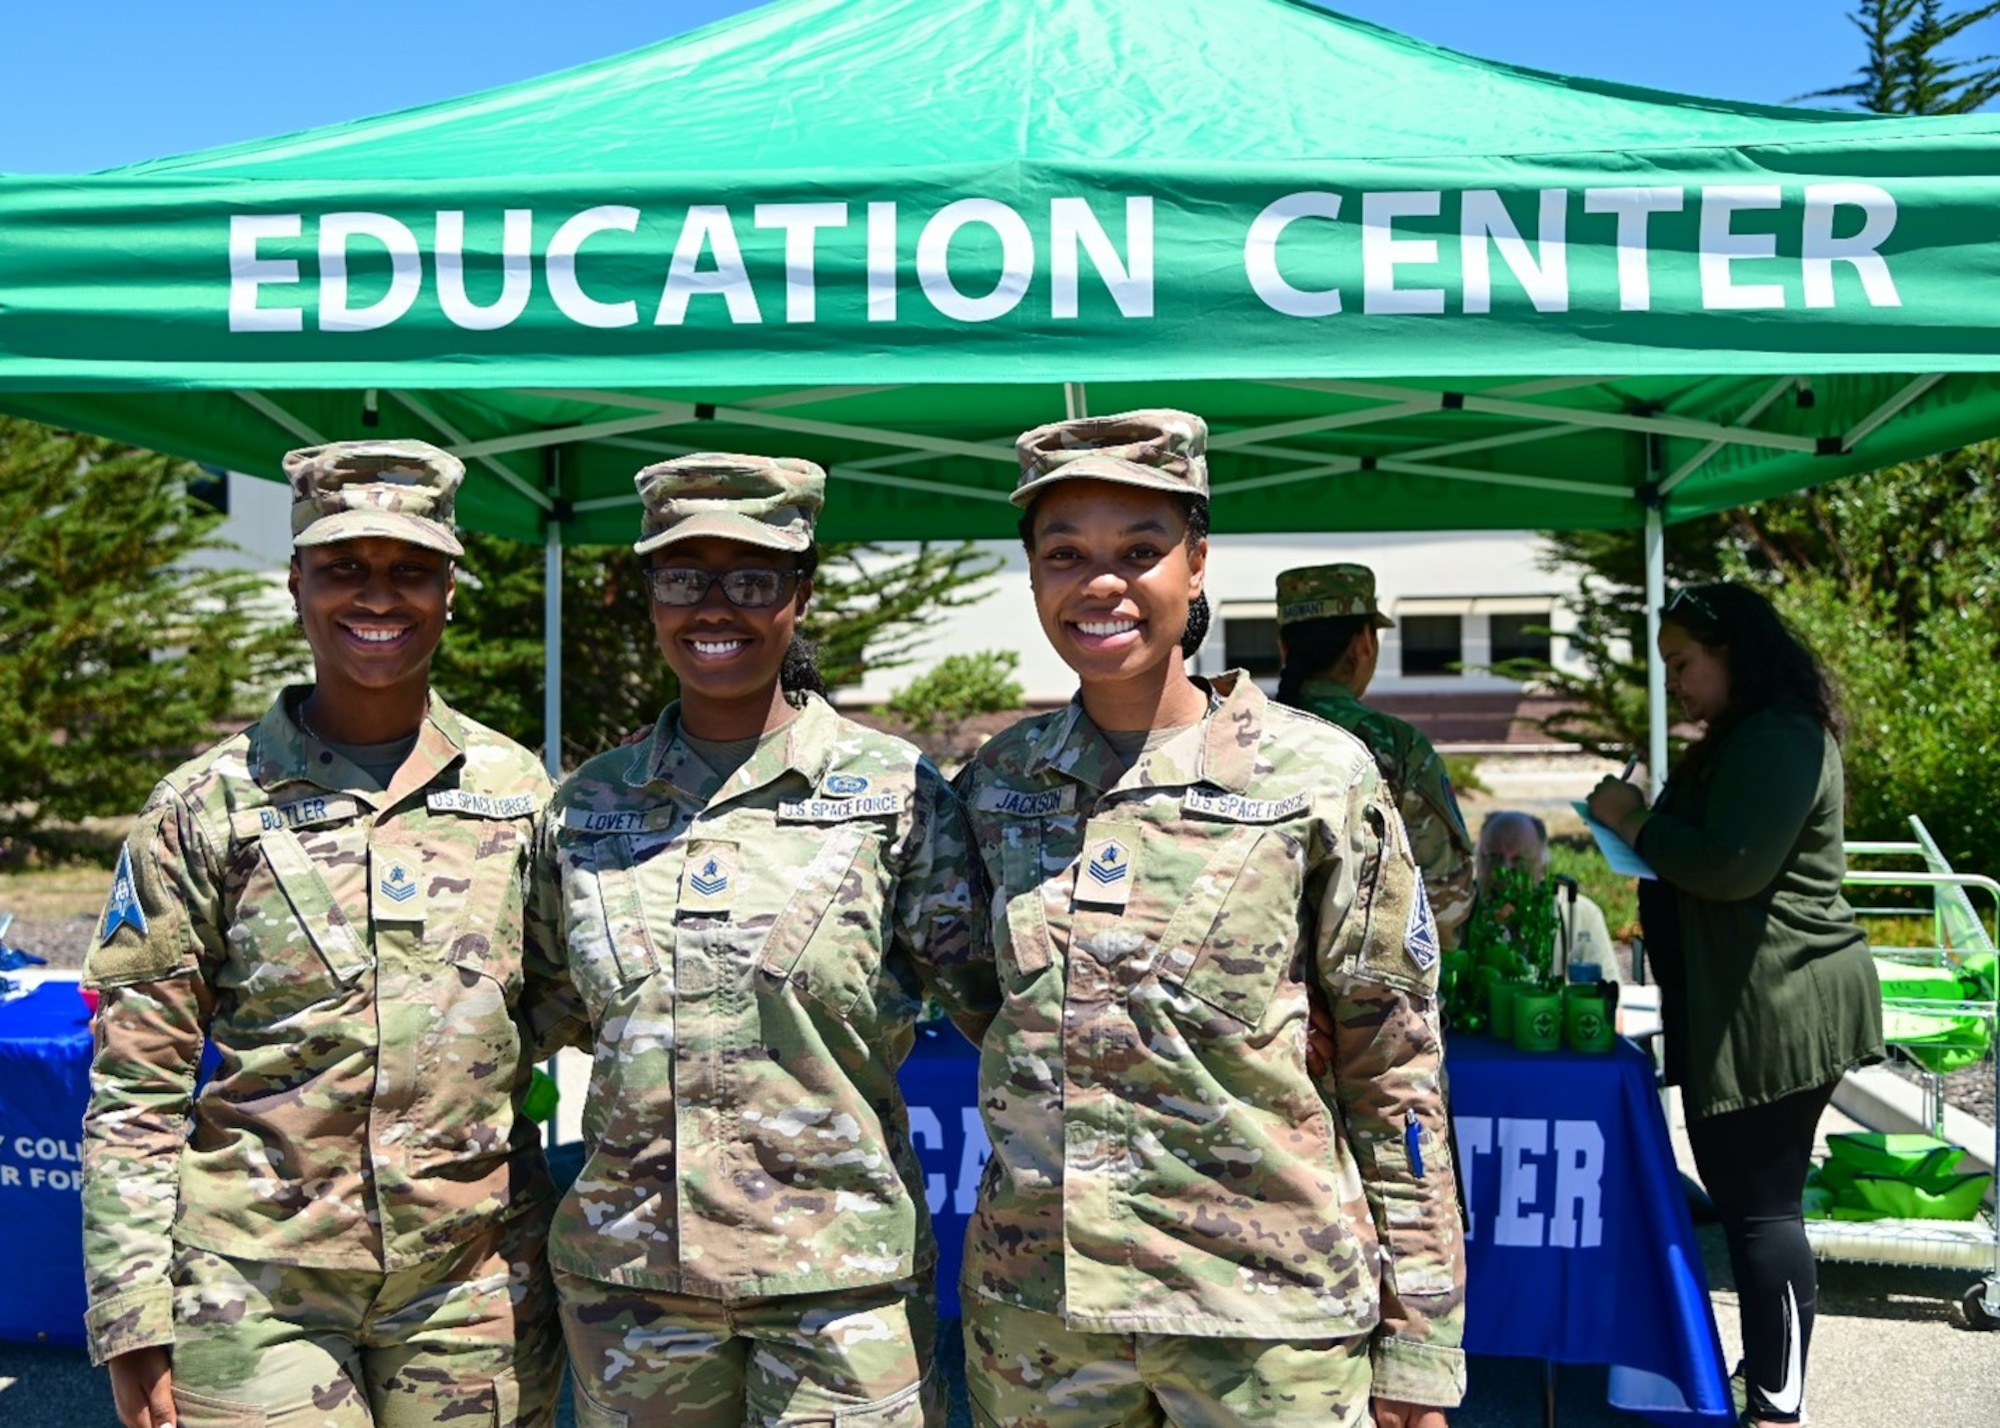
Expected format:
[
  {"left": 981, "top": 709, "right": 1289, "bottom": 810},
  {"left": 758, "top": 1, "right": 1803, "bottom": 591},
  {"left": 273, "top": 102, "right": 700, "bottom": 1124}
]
[{"left": 0, "top": 1, "right": 1968, "bottom": 173}]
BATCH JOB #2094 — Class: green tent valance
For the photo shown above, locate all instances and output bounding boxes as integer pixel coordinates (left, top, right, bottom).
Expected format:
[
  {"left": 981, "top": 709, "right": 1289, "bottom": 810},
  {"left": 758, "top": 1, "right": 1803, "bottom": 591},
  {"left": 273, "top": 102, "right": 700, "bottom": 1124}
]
[{"left": 5, "top": 0, "right": 2000, "bottom": 542}]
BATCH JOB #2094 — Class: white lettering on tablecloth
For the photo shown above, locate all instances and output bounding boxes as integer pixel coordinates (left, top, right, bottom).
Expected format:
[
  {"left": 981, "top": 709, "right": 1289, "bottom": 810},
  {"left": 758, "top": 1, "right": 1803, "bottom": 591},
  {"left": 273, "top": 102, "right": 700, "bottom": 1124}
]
[{"left": 1456, "top": 1115, "right": 1606, "bottom": 1249}]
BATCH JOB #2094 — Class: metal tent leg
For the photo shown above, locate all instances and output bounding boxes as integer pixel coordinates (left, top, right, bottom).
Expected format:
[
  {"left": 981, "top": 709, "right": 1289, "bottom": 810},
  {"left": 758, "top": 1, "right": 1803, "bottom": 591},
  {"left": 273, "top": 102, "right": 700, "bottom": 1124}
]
[{"left": 1644, "top": 503, "right": 1667, "bottom": 795}]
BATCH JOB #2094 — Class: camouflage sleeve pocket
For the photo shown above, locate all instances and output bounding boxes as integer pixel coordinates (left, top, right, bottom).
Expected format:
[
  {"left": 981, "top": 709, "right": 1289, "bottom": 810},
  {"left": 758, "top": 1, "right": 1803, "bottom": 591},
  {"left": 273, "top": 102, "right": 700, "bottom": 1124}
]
[{"left": 1326, "top": 803, "right": 1441, "bottom": 1001}]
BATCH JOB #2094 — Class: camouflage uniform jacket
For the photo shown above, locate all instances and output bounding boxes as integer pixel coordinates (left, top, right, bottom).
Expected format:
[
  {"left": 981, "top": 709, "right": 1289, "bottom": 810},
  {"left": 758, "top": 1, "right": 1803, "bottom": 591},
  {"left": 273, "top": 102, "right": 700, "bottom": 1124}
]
[
  {"left": 1297, "top": 680, "right": 1475, "bottom": 952},
  {"left": 79, "top": 689, "right": 564, "bottom": 1366},
  {"left": 954, "top": 673, "right": 1465, "bottom": 1405},
  {"left": 528, "top": 694, "right": 997, "bottom": 1300}
]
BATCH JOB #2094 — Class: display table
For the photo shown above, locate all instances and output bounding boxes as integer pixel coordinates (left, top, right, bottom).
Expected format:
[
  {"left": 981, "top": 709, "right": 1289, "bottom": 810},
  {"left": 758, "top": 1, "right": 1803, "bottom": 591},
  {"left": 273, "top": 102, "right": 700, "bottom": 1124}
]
[
  {"left": 1447, "top": 1033, "right": 1731, "bottom": 1425},
  {"left": 0, "top": 981, "right": 92, "bottom": 1347},
  {"left": 898, "top": 1026, "right": 1731, "bottom": 1426}
]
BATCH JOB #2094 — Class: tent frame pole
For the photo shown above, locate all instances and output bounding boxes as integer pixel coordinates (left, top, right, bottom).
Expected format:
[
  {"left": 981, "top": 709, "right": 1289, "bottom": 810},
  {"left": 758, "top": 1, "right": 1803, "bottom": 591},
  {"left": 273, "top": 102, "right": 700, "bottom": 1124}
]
[
  {"left": 543, "top": 447, "right": 565, "bottom": 781},
  {"left": 1643, "top": 493, "right": 1667, "bottom": 796}
]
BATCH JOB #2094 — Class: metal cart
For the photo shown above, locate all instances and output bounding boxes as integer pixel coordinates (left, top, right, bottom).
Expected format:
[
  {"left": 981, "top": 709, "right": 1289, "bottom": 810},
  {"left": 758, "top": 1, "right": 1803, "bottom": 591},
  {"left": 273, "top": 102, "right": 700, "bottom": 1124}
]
[{"left": 1827, "top": 817, "right": 2000, "bottom": 1329}]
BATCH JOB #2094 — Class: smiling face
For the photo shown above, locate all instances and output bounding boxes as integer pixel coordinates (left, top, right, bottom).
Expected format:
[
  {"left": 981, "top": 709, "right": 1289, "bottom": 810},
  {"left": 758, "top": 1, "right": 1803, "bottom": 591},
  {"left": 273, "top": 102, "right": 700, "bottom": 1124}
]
[
  {"left": 1661, "top": 621, "right": 1732, "bottom": 725},
  {"left": 1025, "top": 481, "right": 1205, "bottom": 691},
  {"left": 289, "top": 537, "right": 452, "bottom": 703},
  {"left": 647, "top": 536, "right": 809, "bottom": 723}
]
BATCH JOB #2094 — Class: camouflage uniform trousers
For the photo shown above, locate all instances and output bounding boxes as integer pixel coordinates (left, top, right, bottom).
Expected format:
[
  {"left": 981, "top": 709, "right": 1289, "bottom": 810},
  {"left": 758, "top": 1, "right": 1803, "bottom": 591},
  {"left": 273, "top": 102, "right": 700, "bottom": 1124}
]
[
  {"left": 165, "top": 1210, "right": 562, "bottom": 1428},
  {"left": 964, "top": 1298, "right": 1375, "bottom": 1428},
  {"left": 555, "top": 1269, "right": 943, "bottom": 1428}
]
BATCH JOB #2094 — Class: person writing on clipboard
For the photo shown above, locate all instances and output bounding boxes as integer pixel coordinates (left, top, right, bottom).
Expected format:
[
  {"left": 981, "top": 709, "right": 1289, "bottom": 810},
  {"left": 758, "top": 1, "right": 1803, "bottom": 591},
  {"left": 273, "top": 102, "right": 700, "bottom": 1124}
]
[{"left": 1585, "top": 582, "right": 1881, "bottom": 1428}]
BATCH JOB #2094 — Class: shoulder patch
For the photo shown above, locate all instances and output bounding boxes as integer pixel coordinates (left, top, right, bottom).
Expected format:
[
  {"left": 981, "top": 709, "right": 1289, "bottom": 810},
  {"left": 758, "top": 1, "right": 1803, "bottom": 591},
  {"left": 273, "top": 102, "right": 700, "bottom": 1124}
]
[
  {"left": 100, "top": 844, "right": 150, "bottom": 942},
  {"left": 975, "top": 784, "right": 1076, "bottom": 817},
  {"left": 1405, "top": 877, "right": 1440, "bottom": 971},
  {"left": 1182, "top": 787, "right": 1309, "bottom": 824}
]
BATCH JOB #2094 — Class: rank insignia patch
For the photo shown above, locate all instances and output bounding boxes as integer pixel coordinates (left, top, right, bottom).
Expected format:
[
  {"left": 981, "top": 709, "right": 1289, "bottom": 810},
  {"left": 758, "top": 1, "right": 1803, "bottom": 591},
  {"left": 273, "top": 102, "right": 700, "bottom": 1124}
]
[
  {"left": 1077, "top": 835, "right": 1135, "bottom": 908},
  {"left": 680, "top": 841, "right": 741, "bottom": 914},
  {"left": 371, "top": 852, "right": 426, "bottom": 921}
]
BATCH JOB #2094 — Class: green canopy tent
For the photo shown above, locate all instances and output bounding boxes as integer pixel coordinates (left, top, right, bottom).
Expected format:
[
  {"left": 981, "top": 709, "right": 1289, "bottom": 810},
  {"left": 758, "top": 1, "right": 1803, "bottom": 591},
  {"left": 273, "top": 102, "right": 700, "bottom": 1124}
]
[{"left": 5, "top": 0, "right": 2000, "bottom": 773}]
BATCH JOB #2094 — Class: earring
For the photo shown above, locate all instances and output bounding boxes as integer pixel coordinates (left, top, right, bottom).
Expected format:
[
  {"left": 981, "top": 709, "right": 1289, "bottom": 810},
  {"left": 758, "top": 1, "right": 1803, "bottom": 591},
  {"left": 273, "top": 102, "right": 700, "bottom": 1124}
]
[{"left": 446, "top": 608, "right": 455, "bottom": 623}]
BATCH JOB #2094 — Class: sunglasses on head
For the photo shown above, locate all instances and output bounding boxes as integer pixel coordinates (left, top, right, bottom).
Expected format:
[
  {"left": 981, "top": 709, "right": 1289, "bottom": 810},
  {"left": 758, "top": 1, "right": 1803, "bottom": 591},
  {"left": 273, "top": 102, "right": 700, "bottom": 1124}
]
[
  {"left": 645, "top": 566, "right": 802, "bottom": 609},
  {"left": 1663, "top": 587, "right": 1720, "bottom": 625}
]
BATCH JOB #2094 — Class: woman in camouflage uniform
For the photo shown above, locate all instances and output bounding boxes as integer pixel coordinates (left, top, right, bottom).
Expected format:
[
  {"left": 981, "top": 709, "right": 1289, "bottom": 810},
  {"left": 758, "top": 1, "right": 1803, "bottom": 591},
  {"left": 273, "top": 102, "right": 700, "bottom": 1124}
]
[
  {"left": 954, "top": 411, "right": 1466, "bottom": 1428},
  {"left": 529, "top": 454, "right": 998, "bottom": 1428},
  {"left": 82, "top": 441, "right": 572, "bottom": 1428}
]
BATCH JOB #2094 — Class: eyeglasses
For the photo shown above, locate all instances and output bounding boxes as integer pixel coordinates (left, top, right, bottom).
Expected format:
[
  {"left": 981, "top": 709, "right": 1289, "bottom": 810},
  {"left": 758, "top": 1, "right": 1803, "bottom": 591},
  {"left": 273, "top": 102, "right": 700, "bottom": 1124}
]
[
  {"left": 1663, "top": 587, "right": 1720, "bottom": 625},
  {"left": 644, "top": 566, "right": 802, "bottom": 609}
]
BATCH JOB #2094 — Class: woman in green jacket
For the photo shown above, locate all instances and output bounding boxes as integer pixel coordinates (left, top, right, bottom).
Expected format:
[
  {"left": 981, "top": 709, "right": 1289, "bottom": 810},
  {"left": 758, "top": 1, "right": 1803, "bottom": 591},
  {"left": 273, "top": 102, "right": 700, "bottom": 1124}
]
[{"left": 1588, "top": 582, "right": 1882, "bottom": 1428}]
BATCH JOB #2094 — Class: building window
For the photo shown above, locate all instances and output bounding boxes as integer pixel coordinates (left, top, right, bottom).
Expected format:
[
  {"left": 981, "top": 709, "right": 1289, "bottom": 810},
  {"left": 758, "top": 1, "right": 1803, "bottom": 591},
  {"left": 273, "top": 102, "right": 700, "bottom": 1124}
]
[
  {"left": 1490, "top": 611, "right": 1552, "bottom": 669},
  {"left": 1223, "top": 616, "right": 1282, "bottom": 678},
  {"left": 1399, "top": 614, "right": 1462, "bottom": 676}
]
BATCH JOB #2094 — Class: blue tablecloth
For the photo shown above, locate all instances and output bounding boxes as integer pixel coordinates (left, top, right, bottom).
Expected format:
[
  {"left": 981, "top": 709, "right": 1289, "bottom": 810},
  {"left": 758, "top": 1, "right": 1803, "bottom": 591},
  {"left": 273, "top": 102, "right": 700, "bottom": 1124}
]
[
  {"left": 897, "top": 1025, "right": 1732, "bottom": 1427},
  {"left": 0, "top": 983, "right": 93, "bottom": 1348},
  {"left": 1447, "top": 1033, "right": 1732, "bottom": 1425}
]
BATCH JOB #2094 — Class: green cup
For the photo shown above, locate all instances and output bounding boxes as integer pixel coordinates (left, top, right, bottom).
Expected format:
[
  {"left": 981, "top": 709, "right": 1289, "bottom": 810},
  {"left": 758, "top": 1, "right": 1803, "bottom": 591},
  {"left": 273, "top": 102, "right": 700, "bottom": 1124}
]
[
  {"left": 1513, "top": 990, "right": 1564, "bottom": 1053},
  {"left": 1563, "top": 984, "right": 1616, "bottom": 1053},
  {"left": 1489, "top": 980, "right": 1519, "bottom": 1041},
  {"left": 523, "top": 1066, "right": 560, "bottom": 1123}
]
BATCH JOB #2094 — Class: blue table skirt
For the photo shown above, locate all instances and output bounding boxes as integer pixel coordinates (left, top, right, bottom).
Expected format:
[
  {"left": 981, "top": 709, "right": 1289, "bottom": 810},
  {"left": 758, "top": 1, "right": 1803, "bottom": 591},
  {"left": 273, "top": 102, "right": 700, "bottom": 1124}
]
[
  {"left": 5, "top": 982, "right": 1731, "bottom": 1425},
  {"left": 0, "top": 983, "right": 93, "bottom": 1348},
  {"left": 898, "top": 1025, "right": 1732, "bottom": 1427}
]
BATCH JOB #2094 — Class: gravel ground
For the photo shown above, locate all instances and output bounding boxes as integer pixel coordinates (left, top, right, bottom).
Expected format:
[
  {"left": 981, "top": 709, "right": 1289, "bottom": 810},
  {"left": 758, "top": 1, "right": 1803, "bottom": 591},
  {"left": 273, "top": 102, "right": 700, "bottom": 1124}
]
[{"left": 2, "top": 915, "right": 93, "bottom": 971}]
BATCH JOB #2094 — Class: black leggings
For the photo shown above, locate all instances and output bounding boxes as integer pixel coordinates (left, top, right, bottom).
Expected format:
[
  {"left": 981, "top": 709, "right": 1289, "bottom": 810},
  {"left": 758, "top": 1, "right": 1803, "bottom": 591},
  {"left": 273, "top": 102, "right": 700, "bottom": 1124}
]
[{"left": 1686, "top": 1081, "right": 1838, "bottom": 1425}]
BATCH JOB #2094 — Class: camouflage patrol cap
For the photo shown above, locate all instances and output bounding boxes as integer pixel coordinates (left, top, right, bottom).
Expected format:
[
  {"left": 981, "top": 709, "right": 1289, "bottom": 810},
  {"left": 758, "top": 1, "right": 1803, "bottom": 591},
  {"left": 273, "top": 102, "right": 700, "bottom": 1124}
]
[
  {"left": 1011, "top": 408, "right": 1208, "bottom": 508},
  {"left": 1276, "top": 563, "right": 1396, "bottom": 629},
  {"left": 633, "top": 452, "right": 824, "bottom": 555},
  {"left": 285, "top": 439, "right": 465, "bottom": 557}
]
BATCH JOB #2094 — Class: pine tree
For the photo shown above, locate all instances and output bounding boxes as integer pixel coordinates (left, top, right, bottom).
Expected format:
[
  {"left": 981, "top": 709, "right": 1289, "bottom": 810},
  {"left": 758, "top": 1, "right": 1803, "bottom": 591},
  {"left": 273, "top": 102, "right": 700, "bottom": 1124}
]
[
  {"left": 0, "top": 418, "right": 290, "bottom": 860},
  {"left": 432, "top": 534, "right": 1000, "bottom": 767}
]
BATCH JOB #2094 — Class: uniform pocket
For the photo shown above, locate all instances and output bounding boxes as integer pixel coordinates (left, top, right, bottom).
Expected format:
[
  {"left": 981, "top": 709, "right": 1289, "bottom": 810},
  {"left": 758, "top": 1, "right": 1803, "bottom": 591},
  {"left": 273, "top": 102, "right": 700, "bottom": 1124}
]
[
  {"left": 171, "top": 1385, "right": 268, "bottom": 1428},
  {"left": 994, "top": 819, "right": 1052, "bottom": 982},
  {"left": 830, "top": 1373, "right": 931, "bottom": 1426},
  {"left": 758, "top": 822, "right": 885, "bottom": 1016},
  {"left": 433, "top": 821, "right": 528, "bottom": 996},
  {"left": 571, "top": 1376, "right": 631, "bottom": 1428},
  {"left": 559, "top": 833, "right": 663, "bottom": 1010},
  {"left": 1155, "top": 827, "right": 1306, "bottom": 1031}
]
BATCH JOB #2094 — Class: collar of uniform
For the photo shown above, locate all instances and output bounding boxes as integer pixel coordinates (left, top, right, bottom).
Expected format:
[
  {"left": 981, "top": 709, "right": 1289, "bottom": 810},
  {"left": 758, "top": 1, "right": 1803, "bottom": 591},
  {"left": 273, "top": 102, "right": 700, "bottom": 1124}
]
[
  {"left": 1193, "top": 670, "right": 1266, "bottom": 795},
  {"left": 380, "top": 695, "right": 470, "bottom": 807},
  {"left": 1022, "top": 698, "right": 1125, "bottom": 795},
  {"left": 632, "top": 695, "right": 839, "bottom": 806},
  {"left": 248, "top": 685, "right": 466, "bottom": 803},
  {"left": 1298, "top": 677, "right": 1365, "bottom": 714},
  {"left": 1025, "top": 673, "right": 1263, "bottom": 796}
]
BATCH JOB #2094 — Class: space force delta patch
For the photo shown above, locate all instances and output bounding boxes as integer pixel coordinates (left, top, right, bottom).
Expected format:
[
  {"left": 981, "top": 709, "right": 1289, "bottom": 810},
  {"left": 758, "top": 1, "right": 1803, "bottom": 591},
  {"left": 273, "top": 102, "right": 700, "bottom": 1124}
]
[
  {"left": 975, "top": 786, "right": 1075, "bottom": 817},
  {"left": 427, "top": 790, "right": 539, "bottom": 819},
  {"left": 1181, "top": 788, "right": 1309, "bottom": 823},
  {"left": 100, "top": 844, "right": 149, "bottom": 941}
]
